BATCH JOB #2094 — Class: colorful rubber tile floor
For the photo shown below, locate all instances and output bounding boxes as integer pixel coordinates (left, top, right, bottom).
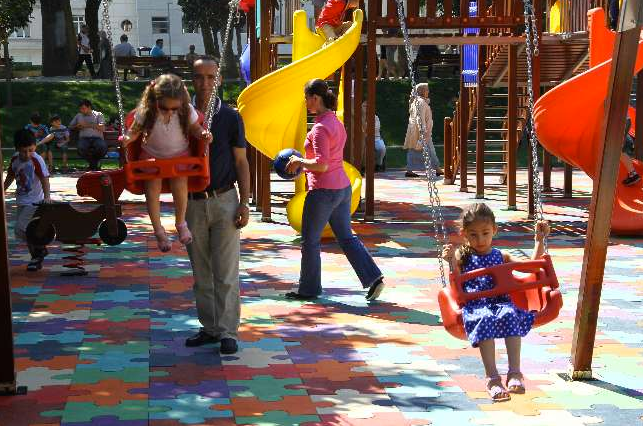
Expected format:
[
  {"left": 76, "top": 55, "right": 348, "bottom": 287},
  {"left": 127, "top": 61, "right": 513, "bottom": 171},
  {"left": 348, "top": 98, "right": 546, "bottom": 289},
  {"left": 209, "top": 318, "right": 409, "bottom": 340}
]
[{"left": 1, "top": 168, "right": 642, "bottom": 426}]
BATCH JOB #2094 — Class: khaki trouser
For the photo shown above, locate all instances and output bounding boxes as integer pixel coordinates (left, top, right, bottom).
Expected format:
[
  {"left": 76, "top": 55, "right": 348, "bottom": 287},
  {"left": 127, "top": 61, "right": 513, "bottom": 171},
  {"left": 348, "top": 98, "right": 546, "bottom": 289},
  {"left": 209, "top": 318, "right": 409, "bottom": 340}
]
[{"left": 186, "top": 188, "right": 240, "bottom": 339}]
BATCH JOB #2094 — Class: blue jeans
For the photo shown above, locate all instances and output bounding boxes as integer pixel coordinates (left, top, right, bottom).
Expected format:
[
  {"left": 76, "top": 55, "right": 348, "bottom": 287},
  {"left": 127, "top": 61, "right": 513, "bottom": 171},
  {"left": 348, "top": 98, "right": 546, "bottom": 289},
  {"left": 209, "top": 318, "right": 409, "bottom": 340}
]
[
  {"left": 298, "top": 186, "right": 382, "bottom": 297},
  {"left": 78, "top": 136, "right": 107, "bottom": 168}
]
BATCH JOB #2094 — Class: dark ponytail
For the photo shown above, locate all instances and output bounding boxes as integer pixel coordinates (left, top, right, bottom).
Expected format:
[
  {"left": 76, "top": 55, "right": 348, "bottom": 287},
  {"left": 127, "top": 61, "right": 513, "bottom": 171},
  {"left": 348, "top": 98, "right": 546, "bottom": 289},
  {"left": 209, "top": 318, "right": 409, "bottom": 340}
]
[{"left": 304, "top": 78, "right": 338, "bottom": 111}]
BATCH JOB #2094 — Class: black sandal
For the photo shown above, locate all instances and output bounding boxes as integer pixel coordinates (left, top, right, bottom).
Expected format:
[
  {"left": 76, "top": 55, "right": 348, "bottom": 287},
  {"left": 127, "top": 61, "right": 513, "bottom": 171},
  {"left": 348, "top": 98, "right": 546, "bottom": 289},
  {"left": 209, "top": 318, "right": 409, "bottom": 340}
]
[{"left": 285, "top": 292, "right": 318, "bottom": 301}]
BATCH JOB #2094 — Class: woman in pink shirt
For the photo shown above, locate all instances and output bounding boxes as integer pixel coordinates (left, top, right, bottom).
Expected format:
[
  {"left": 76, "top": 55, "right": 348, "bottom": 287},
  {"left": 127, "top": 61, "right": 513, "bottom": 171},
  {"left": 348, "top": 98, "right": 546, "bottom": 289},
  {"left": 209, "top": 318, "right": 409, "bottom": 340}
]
[{"left": 285, "top": 79, "right": 384, "bottom": 301}]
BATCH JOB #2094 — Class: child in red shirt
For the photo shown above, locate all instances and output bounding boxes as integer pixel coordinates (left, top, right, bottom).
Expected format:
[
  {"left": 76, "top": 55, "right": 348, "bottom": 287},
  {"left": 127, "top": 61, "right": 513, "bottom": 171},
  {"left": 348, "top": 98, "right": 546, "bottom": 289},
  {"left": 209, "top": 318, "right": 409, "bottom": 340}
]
[{"left": 316, "top": 0, "right": 359, "bottom": 43}]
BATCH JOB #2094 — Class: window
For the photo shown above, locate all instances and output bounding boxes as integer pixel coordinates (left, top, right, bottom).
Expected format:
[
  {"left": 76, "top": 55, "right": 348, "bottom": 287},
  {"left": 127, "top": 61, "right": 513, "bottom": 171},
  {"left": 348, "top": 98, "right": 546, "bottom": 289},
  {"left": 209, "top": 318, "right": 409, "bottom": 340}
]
[
  {"left": 152, "top": 17, "right": 169, "bottom": 34},
  {"left": 182, "top": 16, "right": 198, "bottom": 34},
  {"left": 73, "top": 15, "right": 85, "bottom": 34},
  {"left": 11, "top": 26, "right": 30, "bottom": 38}
]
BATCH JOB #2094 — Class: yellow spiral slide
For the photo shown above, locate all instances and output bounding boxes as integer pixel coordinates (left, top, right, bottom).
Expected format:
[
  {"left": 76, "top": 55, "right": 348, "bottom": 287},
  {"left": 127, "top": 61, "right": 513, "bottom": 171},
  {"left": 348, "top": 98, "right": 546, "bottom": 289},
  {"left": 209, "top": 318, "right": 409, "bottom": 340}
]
[{"left": 237, "top": 9, "right": 363, "bottom": 235}]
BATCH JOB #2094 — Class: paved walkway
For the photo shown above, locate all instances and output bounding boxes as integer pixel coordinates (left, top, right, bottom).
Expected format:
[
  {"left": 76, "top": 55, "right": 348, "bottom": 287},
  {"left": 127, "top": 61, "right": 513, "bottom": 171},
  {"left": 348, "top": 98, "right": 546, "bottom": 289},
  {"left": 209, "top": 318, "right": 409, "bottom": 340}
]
[{"left": 0, "top": 169, "right": 641, "bottom": 425}]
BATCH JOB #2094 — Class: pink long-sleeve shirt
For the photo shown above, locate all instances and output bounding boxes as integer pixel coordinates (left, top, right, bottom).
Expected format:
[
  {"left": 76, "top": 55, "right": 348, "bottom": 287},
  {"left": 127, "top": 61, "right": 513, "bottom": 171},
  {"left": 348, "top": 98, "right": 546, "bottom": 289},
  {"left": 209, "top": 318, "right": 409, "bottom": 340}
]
[{"left": 304, "top": 111, "right": 350, "bottom": 190}]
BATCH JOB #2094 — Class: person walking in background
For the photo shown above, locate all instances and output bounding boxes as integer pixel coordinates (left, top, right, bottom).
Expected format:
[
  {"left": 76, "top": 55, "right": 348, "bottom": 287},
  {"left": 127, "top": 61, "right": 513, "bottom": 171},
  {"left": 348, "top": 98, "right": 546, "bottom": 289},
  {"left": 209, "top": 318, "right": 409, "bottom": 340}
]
[
  {"left": 404, "top": 83, "right": 443, "bottom": 177},
  {"left": 97, "top": 31, "right": 113, "bottom": 79},
  {"left": 74, "top": 24, "right": 96, "bottom": 78}
]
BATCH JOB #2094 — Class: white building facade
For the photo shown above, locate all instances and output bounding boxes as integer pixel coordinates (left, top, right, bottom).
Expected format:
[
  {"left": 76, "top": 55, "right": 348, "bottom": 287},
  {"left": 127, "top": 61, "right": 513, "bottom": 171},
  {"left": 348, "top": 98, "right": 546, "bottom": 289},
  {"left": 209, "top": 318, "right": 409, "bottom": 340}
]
[{"left": 7, "top": 0, "right": 313, "bottom": 65}]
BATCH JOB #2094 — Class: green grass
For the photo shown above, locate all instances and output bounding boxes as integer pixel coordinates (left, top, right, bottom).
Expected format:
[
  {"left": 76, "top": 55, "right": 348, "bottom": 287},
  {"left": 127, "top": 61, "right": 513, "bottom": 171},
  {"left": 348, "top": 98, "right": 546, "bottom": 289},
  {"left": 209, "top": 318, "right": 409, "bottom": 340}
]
[{"left": 1, "top": 79, "right": 542, "bottom": 170}]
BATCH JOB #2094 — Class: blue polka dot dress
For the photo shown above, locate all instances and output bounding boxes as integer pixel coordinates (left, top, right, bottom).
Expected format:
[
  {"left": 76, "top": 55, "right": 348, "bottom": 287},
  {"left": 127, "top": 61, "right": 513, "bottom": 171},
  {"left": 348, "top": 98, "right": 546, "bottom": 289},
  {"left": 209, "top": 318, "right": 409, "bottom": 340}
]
[{"left": 461, "top": 248, "right": 535, "bottom": 347}]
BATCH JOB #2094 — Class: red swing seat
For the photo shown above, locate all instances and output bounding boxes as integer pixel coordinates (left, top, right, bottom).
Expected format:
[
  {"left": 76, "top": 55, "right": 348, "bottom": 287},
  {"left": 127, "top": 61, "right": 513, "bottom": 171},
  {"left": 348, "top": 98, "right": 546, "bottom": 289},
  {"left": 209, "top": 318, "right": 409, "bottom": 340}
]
[
  {"left": 438, "top": 254, "right": 563, "bottom": 340},
  {"left": 120, "top": 109, "right": 210, "bottom": 195}
]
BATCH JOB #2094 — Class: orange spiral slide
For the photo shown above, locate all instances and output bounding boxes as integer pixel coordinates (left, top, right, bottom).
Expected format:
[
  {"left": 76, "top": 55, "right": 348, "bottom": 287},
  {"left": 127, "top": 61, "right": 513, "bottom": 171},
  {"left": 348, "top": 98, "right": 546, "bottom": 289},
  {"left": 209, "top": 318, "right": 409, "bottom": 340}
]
[{"left": 533, "top": 8, "right": 643, "bottom": 235}]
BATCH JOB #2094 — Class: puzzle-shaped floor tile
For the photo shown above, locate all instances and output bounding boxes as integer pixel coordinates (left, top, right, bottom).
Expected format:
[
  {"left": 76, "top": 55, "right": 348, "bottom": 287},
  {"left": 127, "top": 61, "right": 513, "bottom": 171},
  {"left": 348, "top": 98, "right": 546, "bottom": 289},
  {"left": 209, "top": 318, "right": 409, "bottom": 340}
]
[
  {"left": 228, "top": 375, "right": 306, "bottom": 401},
  {"left": 42, "top": 400, "right": 149, "bottom": 423},
  {"left": 311, "top": 389, "right": 400, "bottom": 419},
  {"left": 68, "top": 379, "right": 148, "bottom": 406},
  {"left": 149, "top": 394, "right": 232, "bottom": 423},
  {"left": 222, "top": 348, "right": 293, "bottom": 368},
  {"left": 16, "top": 367, "right": 74, "bottom": 390}
]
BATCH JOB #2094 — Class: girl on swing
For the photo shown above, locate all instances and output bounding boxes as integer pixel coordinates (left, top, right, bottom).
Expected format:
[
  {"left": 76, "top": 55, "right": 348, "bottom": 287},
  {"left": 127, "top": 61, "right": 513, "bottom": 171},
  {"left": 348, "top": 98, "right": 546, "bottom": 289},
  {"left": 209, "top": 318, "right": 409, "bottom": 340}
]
[
  {"left": 123, "top": 74, "right": 212, "bottom": 252},
  {"left": 442, "top": 203, "right": 550, "bottom": 402}
]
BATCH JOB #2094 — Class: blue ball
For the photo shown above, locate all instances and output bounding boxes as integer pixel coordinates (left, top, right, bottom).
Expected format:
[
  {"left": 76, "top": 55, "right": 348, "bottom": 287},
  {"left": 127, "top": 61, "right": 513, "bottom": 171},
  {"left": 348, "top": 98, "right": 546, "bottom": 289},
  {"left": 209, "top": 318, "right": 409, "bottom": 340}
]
[{"left": 274, "top": 148, "right": 303, "bottom": 180}]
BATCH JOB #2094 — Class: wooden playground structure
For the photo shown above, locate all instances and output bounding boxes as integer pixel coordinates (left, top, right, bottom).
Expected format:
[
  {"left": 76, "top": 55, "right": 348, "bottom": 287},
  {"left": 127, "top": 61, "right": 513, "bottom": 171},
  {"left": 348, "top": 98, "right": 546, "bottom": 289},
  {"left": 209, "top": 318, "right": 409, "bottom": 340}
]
[
  {"left": 234, "top": 0, "right": 643, "bottom": 380},
  {"left": 2, "top": 0, "right": 642, "bottom": 394}
]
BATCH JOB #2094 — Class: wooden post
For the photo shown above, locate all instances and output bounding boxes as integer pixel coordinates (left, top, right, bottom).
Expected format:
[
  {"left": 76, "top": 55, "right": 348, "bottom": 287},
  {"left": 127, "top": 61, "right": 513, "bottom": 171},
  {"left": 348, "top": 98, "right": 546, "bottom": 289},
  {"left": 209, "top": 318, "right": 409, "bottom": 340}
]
[
  {"left": 444, "top": 117, "right": 453, "bottom": 182},
  {"left": 354, "top": 45, "right": 364, "bottom": 168},
  {"left": 459, "top": 76, "right": 469, "bottom": 192},
  {"left": 507, "top": 44, "right": 517, "bottom": 210},
  {"left": 570, "top": 13, "right": 642, "bottom": 379},
  {"left": 564, "top": 163, "right": 573, "bottom": 198},
  {"left": 636, "top": 69, "right": 643, "bottom": 160},
  {"left": 247, "top": 8, "right": 258, "bottom": 205},
  {"left": 0, "top": 124, "right": 18, "bottom": 395},
  {"left": 543, "top": 151, "right": 552, "bottom": 192},
  {"left": 343, "top": 61, "right": 353, "bottom": 160},
  {"left": 475, "top": 84, "right": 486, "bottom": 198},
  {"left": 259, "top": 0, "right": 272, "bottom": 221},
  {"left": 365, "top": 0, "right": 377, "bottom": 221}
]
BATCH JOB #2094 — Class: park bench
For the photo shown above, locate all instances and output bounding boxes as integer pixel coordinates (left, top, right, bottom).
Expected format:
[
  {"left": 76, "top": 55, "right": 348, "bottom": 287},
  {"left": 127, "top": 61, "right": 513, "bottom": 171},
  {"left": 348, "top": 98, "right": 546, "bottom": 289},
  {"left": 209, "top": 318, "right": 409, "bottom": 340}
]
[
  {"left": 115, "top": 57, "right": 193, "bottom": 80},
  {"left": 0, "top": 57, "right": 13, "bottom": 78},
  {"left": 115, "top": 56, "right": 172, "bottom": 79}
]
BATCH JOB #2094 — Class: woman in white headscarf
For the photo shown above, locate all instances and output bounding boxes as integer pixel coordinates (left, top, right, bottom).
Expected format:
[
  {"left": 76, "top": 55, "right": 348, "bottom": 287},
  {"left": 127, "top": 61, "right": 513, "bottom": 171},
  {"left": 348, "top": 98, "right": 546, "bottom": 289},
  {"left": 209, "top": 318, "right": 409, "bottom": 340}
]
[{"left": 403, "top": 83, "right": 443, "bottom": 177}]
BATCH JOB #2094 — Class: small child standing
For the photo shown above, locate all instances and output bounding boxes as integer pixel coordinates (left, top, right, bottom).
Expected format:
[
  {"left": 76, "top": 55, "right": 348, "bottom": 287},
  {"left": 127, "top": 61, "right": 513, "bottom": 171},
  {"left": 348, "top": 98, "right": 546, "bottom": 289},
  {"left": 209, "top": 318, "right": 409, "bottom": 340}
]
[
  {"left": 442, "top": 203, "right": 550, "bottom": 402},
  {"left": 25, "top": 112, "right": 53, "bottom": 171},
  {"left": 3, "top": 129, "right": 52, "bottom": 271},
  {"left": 316, "top": 0, "right": 359, "bottom": 43},
  {"left": 48, "top": 115, "right": 71, "bottom": 172},
  {"left": 123, "top": 74, "right": 212, "bottom": 252}
]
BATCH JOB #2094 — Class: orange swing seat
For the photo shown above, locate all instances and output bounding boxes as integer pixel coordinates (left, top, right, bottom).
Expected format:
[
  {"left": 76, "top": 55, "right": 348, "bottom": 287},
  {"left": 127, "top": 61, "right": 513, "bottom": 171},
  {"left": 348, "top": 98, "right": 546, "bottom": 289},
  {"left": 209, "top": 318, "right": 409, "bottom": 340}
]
[
  {"left": 121, "top": 110, "right": 210, "bottom": 195},
  {"left": 438, "top": 254, "right": 563, "bottom": 340}
]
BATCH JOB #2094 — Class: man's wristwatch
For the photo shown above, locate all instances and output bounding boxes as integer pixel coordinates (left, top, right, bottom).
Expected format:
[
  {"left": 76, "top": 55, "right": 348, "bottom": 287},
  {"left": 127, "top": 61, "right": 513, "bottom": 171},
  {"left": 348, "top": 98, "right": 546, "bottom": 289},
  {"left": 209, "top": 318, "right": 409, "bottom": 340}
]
[{"left": 240, "top": 201, "right": 250, "bottom": 209}]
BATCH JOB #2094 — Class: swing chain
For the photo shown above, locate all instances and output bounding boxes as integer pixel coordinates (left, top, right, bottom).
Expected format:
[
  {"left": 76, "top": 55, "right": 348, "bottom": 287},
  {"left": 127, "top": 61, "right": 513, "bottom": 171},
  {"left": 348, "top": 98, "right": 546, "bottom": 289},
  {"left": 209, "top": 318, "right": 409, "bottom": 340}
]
[
  {"left": 395, "top": 0, "right": 449, "bottom": 288},
  {"left": 204, "top": 0, "right": 241, "bottom": 130},
  {"left": 101, "top": 0, "right": 125, "bottom": 136},
  {"left": 523, "top": 0, "right": 547, "bottom": 251}
]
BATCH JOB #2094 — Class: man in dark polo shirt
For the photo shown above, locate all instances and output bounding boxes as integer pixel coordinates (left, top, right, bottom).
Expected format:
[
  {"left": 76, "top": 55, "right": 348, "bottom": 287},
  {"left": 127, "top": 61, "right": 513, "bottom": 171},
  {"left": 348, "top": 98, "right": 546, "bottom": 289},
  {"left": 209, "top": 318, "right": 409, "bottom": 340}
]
[{"left": 184, "top": 56, "right": 251, "bottom": 355}]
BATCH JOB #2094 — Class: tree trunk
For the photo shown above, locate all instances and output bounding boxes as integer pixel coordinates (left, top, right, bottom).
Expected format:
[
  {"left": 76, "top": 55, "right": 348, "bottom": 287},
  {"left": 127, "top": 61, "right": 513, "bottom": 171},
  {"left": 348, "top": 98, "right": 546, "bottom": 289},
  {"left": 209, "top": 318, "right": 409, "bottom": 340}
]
[
  {"left": 201, "top": 24, "right": 216, "bottom": 56},
  {"left": 235, "top": 21, "right": 242, "bottom": 58},
  {"left": 42, "top": 0, "right": 77, "bottom": 76},
  {"left": 222, "top": 32, "right": 237, "bottom": 79},
  {"left": 212, "top": 28, "right": 221, "bottom": 59},
  {"left": 85, "top": 0, "right": 101, "bottom": 63},
  {"left": 3, "top": 40, "right": 11, "bottom": 108}
]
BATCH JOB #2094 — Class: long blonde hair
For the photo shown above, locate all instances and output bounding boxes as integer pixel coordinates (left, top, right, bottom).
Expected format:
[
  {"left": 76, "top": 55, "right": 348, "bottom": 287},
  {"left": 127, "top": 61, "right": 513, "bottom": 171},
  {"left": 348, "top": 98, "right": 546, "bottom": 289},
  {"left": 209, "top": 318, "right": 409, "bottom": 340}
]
[{"left": 131, "top": 74, "right": 192, "bottom": 139}]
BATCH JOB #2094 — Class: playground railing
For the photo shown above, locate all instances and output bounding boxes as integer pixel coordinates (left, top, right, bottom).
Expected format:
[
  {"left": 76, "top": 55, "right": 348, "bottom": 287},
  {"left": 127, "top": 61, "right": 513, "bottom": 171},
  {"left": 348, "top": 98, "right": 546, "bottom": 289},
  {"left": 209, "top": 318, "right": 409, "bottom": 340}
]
[{"left": 546, "top": 0, "right": 609, "bottom": 33}]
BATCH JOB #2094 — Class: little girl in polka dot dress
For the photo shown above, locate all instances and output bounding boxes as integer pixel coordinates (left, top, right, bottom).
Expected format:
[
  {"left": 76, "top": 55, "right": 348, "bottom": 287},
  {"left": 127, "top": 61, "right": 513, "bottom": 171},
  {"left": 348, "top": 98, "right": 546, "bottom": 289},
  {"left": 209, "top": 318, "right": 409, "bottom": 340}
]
[{"left": 442, "top": 203, "right": 550, "bottom": 402}]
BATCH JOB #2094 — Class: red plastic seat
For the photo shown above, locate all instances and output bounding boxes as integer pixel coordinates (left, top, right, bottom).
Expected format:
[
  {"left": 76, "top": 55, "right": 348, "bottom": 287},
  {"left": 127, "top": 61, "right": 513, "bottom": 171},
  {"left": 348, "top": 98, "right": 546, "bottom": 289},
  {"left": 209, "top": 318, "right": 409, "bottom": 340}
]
[
  {"left": 438, "top": 254, "right": 563, "bottom": 340},
  {"left": 121, "top": 110, "right": 210, "bottom": 195},
  {"left": 77, "top": 169, "right": 126, "bottom": 203}
]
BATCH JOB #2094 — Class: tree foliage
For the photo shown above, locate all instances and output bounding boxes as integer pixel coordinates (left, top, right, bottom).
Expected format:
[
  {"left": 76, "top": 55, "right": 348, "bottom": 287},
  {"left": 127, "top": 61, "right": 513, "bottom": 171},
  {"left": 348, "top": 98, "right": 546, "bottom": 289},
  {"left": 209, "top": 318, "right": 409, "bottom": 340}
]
[
  {"left": 178, "top": 0, "right": 238, "bottom": 76},
  {"left": 0, "top": 0, "right": 36, "bottom": 42}
]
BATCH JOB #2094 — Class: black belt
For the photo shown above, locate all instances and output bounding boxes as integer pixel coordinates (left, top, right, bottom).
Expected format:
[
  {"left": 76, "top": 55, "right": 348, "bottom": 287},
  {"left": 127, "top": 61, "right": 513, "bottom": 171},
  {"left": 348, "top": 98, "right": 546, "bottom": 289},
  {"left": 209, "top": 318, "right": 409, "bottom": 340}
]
[{"left": 188, "top": 184, "right": 234, "bottom": 200}]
